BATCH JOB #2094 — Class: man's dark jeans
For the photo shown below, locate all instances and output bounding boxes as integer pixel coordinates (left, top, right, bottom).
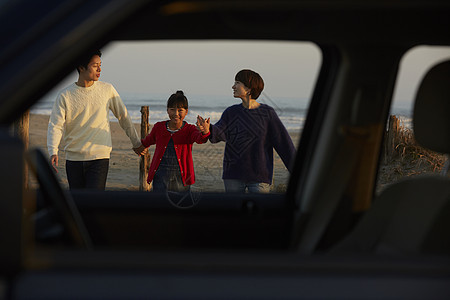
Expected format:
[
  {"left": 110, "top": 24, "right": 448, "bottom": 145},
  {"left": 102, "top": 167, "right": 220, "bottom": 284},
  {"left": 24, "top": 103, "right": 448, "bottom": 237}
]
[{"left": 66, "top": 159, "right": 109, "bottom": 190}]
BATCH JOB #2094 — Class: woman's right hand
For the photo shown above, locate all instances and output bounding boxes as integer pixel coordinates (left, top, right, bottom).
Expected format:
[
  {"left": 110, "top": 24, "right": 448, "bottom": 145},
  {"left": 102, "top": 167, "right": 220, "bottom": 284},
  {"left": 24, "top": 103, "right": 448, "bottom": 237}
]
[{"left": 196, "top": 115, "right": 211, "bottom": 134}]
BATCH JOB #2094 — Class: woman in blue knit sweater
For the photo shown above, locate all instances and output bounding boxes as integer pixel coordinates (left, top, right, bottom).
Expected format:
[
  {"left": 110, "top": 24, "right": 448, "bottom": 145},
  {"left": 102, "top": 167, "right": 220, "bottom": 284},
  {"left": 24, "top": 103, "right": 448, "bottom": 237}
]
[{"left": 197, "top": 69, "right": 296, "bottom": 193}]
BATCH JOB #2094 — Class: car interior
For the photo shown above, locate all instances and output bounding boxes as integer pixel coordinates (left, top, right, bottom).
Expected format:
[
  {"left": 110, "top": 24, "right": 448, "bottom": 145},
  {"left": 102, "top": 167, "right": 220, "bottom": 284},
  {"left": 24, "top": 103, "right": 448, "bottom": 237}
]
[{"left": 1, "top": 0, "right": 450, "bottom": 298}]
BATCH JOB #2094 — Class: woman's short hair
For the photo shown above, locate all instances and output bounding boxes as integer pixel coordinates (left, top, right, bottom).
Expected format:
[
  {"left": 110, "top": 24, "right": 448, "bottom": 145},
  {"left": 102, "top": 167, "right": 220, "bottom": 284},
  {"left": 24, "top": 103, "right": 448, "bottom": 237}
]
[
  {"left": 167, "top": 90, "right": 189, "bottom": 109},
  {"left": 235, "top": 69, "right": 264, "bottom": 99}
]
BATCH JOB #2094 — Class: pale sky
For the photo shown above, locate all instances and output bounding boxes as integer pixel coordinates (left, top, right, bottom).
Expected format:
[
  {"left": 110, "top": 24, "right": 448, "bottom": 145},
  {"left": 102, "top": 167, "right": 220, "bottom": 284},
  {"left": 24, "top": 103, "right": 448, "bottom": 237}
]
[
  {"left": 45, "top": 41, "right": 449, "bottom": 106},
  {"left": 393, "top": 46, "right": 450, "bottom": 104},
  {"left": 100, "top": 41, "right": 322, "bottom": 100}
]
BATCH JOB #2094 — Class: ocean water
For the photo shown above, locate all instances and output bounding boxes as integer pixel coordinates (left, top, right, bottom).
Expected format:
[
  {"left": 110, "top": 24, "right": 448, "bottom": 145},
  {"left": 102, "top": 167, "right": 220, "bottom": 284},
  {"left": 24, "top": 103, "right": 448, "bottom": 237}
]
[{"left": 31, "top": 92, "right": 412, "bottom": 131}]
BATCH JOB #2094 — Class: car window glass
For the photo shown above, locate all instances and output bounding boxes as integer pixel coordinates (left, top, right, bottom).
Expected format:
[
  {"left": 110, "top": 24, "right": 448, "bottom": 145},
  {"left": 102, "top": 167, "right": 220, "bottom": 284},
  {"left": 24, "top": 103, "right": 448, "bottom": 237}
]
[
  {"left": 30, "top": 41, "right": 321, "bottom": 193},
  {"left": 376, "top": 45, "right": 450, "bottom": 193}
]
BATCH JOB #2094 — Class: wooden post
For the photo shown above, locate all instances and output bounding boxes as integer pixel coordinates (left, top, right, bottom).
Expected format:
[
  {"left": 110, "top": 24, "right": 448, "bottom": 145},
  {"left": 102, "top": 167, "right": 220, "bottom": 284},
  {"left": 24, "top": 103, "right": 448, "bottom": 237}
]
[
  {"left": 384, "top": 115, "right": 400, "bottom": 163},
  {"left": 139, "top": 106, "right": 151, "bottom": 191},
  {"left": 13, "top": 110, "right": 29, "bottom": 189}
]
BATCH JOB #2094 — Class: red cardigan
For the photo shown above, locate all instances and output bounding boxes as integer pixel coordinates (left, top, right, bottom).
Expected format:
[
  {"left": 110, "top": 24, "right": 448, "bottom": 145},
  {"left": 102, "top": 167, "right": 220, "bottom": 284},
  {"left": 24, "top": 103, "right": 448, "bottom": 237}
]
[{"left": 141, "top": 121, "right": 210, "bottom": 185}]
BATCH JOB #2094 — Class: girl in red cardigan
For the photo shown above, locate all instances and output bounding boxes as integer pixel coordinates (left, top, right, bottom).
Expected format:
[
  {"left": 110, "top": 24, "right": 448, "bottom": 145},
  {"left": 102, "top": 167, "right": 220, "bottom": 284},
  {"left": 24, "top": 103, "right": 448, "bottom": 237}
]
[{"left": 135, "top": 91, "right": 210, "bottom": 192}]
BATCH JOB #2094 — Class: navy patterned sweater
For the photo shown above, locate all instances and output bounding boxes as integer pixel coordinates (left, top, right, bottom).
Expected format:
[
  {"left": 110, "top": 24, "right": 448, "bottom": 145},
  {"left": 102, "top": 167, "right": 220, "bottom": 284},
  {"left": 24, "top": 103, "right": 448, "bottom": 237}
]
[{"left": 210, "top": 103, "right": 296, "bottom": 184}]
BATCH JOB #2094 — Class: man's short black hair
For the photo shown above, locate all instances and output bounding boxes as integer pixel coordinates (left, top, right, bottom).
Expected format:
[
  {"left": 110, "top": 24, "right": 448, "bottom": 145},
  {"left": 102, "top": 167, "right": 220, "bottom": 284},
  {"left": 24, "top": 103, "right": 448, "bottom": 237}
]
[{"left": 76, "top": 49, "right": 102, "bottom": 73}]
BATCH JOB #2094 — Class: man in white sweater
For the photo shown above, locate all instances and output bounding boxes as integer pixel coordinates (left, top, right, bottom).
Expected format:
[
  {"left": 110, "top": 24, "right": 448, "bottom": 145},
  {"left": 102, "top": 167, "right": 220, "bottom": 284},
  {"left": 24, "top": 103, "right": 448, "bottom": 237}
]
[{"left": 47, "top": 50, "right": 142, "bottom": 190}]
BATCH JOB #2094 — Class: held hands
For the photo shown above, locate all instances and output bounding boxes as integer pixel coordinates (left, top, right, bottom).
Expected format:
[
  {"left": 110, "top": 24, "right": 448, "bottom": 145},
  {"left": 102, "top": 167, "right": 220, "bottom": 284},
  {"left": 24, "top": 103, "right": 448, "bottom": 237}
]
[
  {"left": 196, "top": 115, "right": 210, "bottom": 135},
  {"left": 133, "top": 144, "right": 148, "bottom": 156}
]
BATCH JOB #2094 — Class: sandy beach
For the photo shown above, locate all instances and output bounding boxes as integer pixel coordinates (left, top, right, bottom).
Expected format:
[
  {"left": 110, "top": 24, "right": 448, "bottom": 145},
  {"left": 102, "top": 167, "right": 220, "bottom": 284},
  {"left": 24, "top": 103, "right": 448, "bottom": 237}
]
[{"left": 29, "top": 114, "right": 300, "bottom": 192}]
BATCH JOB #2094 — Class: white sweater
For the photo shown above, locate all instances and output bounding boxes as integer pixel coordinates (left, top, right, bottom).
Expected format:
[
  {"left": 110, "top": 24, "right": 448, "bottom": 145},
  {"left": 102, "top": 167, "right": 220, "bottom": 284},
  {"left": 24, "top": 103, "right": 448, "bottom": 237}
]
[{"left": 47, "top": 81, "right": 141, "bottom": 161}]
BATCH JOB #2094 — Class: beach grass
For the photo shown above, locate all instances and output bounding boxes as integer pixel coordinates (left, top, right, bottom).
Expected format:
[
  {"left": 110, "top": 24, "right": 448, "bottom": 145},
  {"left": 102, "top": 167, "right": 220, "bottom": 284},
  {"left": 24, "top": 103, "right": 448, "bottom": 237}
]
[{"left": 377, "top": 121, "right": 446, "bottom": 192}]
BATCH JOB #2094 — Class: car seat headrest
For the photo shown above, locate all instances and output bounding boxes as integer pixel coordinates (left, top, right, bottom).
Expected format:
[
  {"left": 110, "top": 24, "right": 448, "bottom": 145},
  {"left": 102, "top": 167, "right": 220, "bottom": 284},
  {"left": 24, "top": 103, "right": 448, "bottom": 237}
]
[{"left": 413, "top": 60, "right": 450, "bottom": 154}]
